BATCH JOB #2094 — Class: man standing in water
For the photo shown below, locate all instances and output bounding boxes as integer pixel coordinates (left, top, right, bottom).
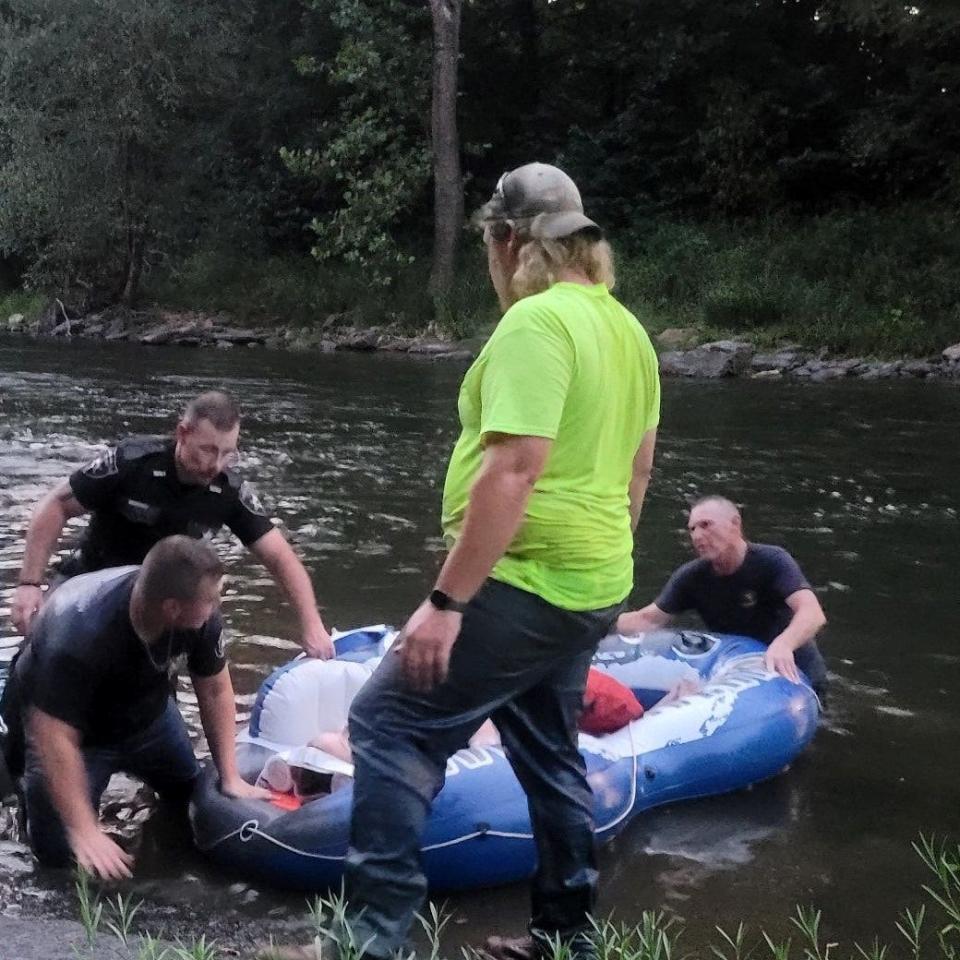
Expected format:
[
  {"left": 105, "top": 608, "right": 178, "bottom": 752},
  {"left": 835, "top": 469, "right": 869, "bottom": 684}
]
[
  {"left": 338, "top": 164, "right": 661, "bottom": 960},
  {"left": 12, "top": 536, "right": 269, "bottom": 879},
  {"left": 617, "top": 496, "right": 828, "bottom": 692},
  {"left": 9, "top": 390, "right": 332, "bottom": 658}
]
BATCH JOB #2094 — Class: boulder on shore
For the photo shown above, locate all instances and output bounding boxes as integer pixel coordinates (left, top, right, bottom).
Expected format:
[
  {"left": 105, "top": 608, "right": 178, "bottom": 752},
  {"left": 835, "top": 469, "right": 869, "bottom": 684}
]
[
  {"left": 655, "top": 327, "right": 699, "bottom": 350},
  {"left": 659, "top": 340, "right": 755, "bottom": 378}
]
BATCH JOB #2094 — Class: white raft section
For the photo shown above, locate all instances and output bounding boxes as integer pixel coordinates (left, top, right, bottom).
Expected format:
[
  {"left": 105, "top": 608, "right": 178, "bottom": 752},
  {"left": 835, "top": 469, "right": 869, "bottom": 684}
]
[{"left": 189, "top": 627, "right": 820, "bottom": 891}]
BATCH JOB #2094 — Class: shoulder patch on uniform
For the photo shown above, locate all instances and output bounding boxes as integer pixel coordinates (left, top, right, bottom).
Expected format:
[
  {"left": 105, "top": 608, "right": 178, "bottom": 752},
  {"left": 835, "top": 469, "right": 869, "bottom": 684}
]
[
  {"left": 239, "top": 481, "right": 267, "bottom": 516},
  {"left": 223, "top": 468, "right": 243, "bottom": 491},
  {"left": 81, "top": 448, "right": 119, "bottom": 478}
]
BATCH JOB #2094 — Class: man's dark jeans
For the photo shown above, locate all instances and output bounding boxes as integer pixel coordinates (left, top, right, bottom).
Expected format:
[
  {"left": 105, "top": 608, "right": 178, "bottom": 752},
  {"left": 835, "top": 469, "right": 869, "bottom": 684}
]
[
  {"left": 343, "top": 578, "right": 623, "bottom": 959},
  {"left": 24, "top": 697, "right": 199, "bottom": 867}
]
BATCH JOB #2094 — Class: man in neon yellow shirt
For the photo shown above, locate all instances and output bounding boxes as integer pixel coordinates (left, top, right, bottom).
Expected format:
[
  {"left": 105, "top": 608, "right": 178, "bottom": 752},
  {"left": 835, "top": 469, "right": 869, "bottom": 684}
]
[{"left": 342, "top": 163, "right": 661, "bottom": 960}]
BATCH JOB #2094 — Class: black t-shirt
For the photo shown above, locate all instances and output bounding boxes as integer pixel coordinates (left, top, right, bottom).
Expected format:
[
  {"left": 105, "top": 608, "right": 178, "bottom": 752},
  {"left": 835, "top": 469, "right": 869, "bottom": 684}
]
[
  {"left": 63, "top": 437, "right": 273, "bottom": 575},
  {"left": 656, "top": 543, "right": 811, "bottom": 644},
  {"left": 18, "top": 567, "right": 226, "bottom": 744}
]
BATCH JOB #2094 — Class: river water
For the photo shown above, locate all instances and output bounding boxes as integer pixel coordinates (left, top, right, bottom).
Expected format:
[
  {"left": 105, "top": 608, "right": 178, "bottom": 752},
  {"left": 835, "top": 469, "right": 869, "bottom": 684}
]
[{"left": 0, "top": 337, "right": 958, "bottom": 951}]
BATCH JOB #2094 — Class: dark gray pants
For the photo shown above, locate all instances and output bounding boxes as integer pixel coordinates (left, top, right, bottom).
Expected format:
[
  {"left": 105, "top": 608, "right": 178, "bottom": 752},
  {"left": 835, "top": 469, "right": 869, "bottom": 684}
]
[{"left": 343, "top": 578, "right": 622, "bottom": 958}]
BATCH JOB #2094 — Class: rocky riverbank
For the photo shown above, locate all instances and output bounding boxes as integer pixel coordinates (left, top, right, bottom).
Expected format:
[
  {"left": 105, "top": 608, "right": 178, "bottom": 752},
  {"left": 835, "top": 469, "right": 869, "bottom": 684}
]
[
  {"left": 3, "top": 304, "right": 477, "bottom": 361},
  {"left": 4, "top": 306, "right": 960, "bottom": 382},
  {"left": 652, "top": 328, "right": 960, "bottom": 381}
]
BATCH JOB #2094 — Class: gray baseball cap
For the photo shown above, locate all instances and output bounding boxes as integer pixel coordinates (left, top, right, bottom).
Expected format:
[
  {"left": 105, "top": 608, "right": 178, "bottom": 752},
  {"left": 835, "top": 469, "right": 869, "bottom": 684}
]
[{"left": 476, "top": 162, "right": 602, "bottom": 240}]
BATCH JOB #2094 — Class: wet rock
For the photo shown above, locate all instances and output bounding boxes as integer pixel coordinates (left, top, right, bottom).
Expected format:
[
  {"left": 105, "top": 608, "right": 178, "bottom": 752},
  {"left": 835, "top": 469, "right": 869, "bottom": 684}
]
[
  {"left": 140, "top": 321, "right": 203, "bottom": 345},
  {"left": 103, "top": 316, "right": 128, "bottom": 341},
  {"left": 808, "top": 366, "right": 847, "bottom": 382},
  {"left": 901, "top": 359, "right": 936, "bottom": 377},
  {"left": 0, "top": 840, "right": 32, "bottom": 875},
  {"left": 337, "top": 328, "right": 380, "bottom": 351},
  {"left": 429, "top": 349, "right": 475, "bottom": 361},
  {"left": 216, "top": 340, "right": 235, "bottom": 349},
  {"left": 655, "top": 327, "right": 699, "bottom": 350},
  {"left": 942, "top": 342, "right": 960, "bottom": 362},
  {"left": 378, "top": 335, "right": 417, "bottom": 352},
  {"left": 858, "top": 360, "right": 903, "bottom": 380},
  {"left": 793, "top": 359, "right": 855, "bottom": 380},
  {"left": 407, "top": 339, "right": 456, "bottom": 355},
  {"left": 7, "top": 313, "right": 25, "bottom": 331},
  {"left": 659, "top": 340, "right": 754, "bottom": 378},
  {"left": 213, "top": 327, "right": 267, "bottom": 346},
  {"left": 751, "top": 349, "right": 807, "bottom": 373},
  {"left": 0, "top": 802, "right": 23, "bottom": 843},
  {"left": 752, "top": 369, "right": 783, "bottom": 379}
]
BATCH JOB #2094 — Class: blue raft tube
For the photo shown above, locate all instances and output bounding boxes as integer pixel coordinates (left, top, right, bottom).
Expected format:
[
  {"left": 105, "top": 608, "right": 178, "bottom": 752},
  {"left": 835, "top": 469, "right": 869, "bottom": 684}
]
[{"left": 190, "top": 626, "right": 819, "bottom": 890}]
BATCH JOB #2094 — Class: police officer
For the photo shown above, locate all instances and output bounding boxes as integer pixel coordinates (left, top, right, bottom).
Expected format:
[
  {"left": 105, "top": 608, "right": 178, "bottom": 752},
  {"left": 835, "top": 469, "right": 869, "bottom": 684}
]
[{"left": 9, "top": 390, "right": 333, "bottom": 659}]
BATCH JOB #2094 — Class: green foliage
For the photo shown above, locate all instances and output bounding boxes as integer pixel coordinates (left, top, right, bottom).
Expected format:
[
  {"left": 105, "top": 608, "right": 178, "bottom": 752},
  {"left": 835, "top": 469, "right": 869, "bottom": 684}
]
[
  {"left": 615, "top": 207, "right": 960, "bottom": 356},
  {"left": 3, "top": 0, "right": 959, "bottom": 334},
  {"left": 280, "top": 0, "right": 432, "bottom": 280},
  {"left": 73, "top": 867, "right": 103, "bottom": 950},
  {"left": 141, "top": 246, "right": 494, "bottom": 338},
  {"left": 416, "top": 901, "right": 454, "bottom": 960},
  {"left": 135, "top": 933, "right": 171, "bottom": 960},
  {"left": 138, "top": 197, "right": 960, "bottom": 355},
  {"left": 0, "top": 288, "right": 44, "bottom": 321},
  {"left": 66, "top": 836, "right": 960, "bottom": 960},
  {"left": 105, "top": 890, "right": 145, "bottom": 948},
  {"left": 0, "top": 0, "right": 248, "bottom": 302},
  {"left": 170, "top": 935, "right": 220, "bottom": 960}
]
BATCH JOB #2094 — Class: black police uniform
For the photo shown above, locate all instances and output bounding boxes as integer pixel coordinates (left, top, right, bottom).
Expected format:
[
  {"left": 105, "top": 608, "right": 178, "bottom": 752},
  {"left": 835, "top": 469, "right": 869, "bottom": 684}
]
[
  {"left": 61, "top": 436, "right": 274, "bottom": 576},
  {"left": 2, "top": 437, "right": 270, "bottom": 788}
]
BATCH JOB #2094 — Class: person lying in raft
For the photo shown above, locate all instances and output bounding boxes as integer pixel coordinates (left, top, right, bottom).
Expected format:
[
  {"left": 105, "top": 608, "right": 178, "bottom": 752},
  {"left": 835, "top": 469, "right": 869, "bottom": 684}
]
[
  {"left": 302, "top": 668, "right": 671, "bottom": 778},
  {"left": 259, "top": 669, "right": 704, "bottom": 810}
]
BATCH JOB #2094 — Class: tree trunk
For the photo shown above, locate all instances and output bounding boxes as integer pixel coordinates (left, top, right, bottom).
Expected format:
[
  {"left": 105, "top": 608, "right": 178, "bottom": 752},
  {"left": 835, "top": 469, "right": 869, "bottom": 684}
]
[
  {"left": 120, "top": 224, "right": 145, "bottom": 307},
  {"left": 429, "top": 0, "right": 464, "bottom": 308}
]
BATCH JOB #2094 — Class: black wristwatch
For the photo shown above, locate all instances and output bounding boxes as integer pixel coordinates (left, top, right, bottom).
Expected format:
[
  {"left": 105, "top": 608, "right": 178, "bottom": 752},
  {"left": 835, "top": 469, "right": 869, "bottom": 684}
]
[{"left": 428, "top": 588, "right": 468, "bottom": 613}]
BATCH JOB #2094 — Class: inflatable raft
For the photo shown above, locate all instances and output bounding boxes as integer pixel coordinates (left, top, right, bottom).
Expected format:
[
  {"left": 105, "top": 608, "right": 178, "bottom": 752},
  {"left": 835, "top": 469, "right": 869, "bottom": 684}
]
[{"left": 190, "top": 627, "right": 819, "bottom": 890}]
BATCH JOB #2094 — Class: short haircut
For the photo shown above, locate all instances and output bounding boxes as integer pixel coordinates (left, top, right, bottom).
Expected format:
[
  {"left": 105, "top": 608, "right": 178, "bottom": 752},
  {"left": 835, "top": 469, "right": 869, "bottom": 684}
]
[
  {"left": 690, "top": 495, "right": 741, "bottom": 520},
  {"left": 182, "top": 391, "right": 240, "bottom": 431},
  {"left": 138, "top": 536, "right": 224, "bottom": 606}
]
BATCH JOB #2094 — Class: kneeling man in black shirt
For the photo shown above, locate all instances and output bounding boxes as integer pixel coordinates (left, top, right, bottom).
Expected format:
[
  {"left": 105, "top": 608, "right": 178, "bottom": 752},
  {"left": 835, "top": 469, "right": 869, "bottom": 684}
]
[
  {"left": 618, "top": 496, "right": 828, "bottom": 692},
  {"left": 12, "top": 536, "right": 269, "bottom": 880}
]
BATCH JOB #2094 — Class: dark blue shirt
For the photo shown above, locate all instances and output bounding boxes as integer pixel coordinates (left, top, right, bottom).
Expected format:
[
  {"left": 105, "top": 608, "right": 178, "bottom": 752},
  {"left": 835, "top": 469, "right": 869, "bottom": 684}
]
[
  {"left": 656, "top": 543, "right": 827, "bottom": 688},
  {"left": 18, "top": 567, "right": 225, "bottom": 744}
]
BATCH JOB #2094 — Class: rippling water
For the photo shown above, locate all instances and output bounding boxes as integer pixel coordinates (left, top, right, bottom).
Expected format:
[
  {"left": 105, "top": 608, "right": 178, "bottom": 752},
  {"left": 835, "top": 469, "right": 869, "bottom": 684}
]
[{"left": 1, "top": 337, "right": 958, "bottom": 948}]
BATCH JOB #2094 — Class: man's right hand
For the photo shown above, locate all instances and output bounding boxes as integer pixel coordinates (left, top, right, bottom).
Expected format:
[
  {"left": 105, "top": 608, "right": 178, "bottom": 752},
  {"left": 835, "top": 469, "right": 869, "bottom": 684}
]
[
  {"left": 11, "top": 584, "right": 43, "bottom": 635},
  {"left": 68, "top": 826, "right": 134, "bottom": 881}
]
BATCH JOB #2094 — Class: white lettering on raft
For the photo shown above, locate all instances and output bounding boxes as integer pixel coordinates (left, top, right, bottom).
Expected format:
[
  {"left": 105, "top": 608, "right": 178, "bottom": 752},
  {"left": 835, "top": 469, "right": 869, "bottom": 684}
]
[{"left": 445, "top": 745, "right": 506, "bottom": 777}]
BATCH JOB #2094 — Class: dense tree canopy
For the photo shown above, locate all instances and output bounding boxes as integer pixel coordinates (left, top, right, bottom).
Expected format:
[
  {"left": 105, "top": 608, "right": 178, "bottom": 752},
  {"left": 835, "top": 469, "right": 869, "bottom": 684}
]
[{"left": 0, "top": 0, "right": 957, "bottom": 305}]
